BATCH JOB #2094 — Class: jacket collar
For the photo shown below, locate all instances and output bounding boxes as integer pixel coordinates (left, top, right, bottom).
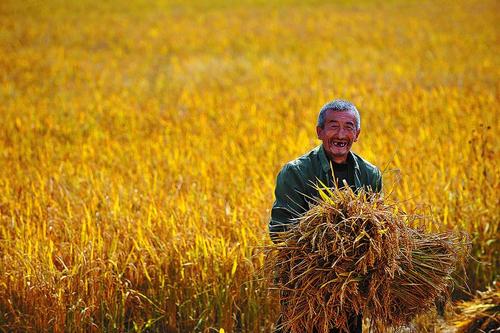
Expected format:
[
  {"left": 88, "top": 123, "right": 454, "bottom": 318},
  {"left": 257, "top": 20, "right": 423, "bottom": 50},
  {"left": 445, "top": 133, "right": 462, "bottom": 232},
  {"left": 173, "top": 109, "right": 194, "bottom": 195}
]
[{"left": 318, "top": 144, "right": 360, "bottom": 173}]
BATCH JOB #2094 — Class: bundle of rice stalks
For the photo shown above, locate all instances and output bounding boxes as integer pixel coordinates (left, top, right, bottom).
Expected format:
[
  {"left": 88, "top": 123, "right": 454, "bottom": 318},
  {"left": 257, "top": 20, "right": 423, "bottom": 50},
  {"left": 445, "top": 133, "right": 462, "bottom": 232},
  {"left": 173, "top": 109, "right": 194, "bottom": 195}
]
[
  {"left": 266, "top": 186, "right": 468, "bottom": 333},
  {"left": 377, "top": 229, "right": 468, "bottom": 327},
  {"left": 445, "top": 283, "right": 499, "bottom": 333}
]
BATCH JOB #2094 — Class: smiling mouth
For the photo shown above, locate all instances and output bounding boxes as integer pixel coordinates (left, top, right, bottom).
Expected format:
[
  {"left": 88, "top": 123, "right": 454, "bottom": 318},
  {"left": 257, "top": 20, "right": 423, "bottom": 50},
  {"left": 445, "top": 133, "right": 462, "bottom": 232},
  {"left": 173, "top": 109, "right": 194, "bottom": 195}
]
[{"left": 332, "top": 141, "right": 347, "bottom": 148}]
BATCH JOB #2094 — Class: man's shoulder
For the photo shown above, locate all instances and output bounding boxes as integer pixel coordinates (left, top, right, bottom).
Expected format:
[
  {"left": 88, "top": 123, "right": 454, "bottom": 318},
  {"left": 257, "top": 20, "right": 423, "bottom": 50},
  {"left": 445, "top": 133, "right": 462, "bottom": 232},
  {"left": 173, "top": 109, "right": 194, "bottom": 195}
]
[
  {"left": 275, "top": 146, "right": 324, "bottom": 193},
  {"left": 284, "top": 146, "right": 322, "bottom": 171}
]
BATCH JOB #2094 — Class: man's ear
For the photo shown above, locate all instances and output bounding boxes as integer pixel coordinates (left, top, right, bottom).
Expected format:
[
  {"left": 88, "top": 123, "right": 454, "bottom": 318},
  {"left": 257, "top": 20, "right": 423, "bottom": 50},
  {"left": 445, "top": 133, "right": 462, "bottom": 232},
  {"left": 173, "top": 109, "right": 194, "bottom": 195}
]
[
  {"left": 354, "top": 128, "right": 361, "bottom": 142},
  {"left": 316, "top": 126, "right": 322, "bottom": 139}
]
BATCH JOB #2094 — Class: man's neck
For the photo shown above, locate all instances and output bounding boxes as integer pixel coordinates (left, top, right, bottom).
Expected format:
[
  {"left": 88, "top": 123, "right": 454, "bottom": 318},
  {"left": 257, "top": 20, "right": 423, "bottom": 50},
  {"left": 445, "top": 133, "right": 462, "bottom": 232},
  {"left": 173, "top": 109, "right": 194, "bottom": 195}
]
[
  {"left": 332, "top": 158, "right": 348, "bottom": 165},
  {"left": 327, "top": 153, "right": 349, "bottom": 165}
]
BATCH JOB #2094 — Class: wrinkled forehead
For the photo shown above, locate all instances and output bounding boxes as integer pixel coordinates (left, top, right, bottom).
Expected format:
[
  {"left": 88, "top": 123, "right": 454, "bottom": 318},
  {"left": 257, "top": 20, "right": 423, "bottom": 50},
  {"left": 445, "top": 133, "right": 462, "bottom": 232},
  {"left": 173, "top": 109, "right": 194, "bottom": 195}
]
[{"left": 324, "top": 109, "right": 357, "bottom": 123}]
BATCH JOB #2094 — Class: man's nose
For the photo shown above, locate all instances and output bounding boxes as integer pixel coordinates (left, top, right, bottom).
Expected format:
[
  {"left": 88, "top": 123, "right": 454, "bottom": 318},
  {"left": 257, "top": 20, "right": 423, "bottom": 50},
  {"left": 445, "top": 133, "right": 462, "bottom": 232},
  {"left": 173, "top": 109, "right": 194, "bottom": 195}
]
[{"left": 337, "top": 127, "right": 348, "bottom": 137}]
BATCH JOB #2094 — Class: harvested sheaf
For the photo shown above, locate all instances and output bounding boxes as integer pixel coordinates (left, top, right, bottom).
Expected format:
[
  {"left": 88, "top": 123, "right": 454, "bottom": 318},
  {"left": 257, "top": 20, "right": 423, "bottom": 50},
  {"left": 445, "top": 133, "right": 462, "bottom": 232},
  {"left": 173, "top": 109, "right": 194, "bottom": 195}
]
[
  {"left": 383, "top": 230, "right": 468, "bottom": 325},
  {"left": 266, "top": 186, "right": 469, "bottom": 333}
]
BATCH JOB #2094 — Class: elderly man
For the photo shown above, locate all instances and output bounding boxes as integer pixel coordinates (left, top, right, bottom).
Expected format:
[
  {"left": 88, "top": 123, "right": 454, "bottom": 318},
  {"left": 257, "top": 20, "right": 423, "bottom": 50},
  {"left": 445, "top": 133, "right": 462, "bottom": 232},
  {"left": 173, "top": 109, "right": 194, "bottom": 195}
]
[{"left": 269, "top": 99, "right": 383, "bottom": 333}]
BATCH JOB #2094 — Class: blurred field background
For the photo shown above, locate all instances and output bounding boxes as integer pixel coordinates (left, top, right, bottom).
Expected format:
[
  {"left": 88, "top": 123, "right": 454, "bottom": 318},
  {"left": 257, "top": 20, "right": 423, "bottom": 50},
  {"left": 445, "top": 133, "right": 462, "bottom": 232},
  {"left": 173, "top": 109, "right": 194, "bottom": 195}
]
[{"left": 0, "top": 0, "right": 498, "bottom": 331}]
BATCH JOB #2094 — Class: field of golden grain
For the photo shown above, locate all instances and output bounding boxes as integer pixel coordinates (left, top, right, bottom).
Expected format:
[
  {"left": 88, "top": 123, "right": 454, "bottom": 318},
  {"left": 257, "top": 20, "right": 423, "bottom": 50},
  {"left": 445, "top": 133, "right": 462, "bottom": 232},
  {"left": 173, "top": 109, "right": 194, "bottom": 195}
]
[{"left": 0, "top": 0, "right": 498, "bottom": 331}]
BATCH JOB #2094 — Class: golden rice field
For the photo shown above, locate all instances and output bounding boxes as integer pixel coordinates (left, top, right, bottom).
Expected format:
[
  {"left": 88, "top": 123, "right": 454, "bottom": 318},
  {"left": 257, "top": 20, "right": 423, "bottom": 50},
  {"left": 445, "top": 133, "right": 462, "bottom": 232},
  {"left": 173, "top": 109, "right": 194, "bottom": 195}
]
[{"left": 0, "top": 0, "right": 498, "bottom": 331}]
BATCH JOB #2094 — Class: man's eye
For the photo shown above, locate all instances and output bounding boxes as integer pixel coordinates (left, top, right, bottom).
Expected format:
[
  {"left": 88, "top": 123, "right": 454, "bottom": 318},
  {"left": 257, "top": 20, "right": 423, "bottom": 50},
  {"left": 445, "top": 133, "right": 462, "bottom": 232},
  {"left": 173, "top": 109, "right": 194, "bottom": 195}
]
[{"left": 346, "top": 126, "right": 354, "bottom": 131}]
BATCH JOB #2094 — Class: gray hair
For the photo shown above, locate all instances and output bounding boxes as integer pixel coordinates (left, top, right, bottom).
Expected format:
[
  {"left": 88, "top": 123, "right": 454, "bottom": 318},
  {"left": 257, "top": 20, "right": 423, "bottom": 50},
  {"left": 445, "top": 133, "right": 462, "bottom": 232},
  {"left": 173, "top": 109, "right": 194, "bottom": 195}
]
[{"left": 317, "top": 99, "right": 361, "bottom": 129}]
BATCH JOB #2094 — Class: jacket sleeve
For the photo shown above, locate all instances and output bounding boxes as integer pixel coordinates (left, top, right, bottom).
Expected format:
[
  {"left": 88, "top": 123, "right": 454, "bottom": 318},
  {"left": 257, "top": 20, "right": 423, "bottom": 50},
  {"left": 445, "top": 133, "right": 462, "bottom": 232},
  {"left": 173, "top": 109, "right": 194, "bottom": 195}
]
[
  {"left": 269, "top": 163, "right": 309, "bottom": 243},
  {"left": 373, "top": 167, "right": 383, "bottom": 193}
]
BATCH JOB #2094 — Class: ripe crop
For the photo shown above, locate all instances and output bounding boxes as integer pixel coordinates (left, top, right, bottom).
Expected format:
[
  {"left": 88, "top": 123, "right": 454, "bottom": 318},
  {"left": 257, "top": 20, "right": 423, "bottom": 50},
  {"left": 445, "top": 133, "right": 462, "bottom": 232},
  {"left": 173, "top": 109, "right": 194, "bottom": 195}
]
[{"left": 0, "top": 0, "right": 498, "bottom": 331}]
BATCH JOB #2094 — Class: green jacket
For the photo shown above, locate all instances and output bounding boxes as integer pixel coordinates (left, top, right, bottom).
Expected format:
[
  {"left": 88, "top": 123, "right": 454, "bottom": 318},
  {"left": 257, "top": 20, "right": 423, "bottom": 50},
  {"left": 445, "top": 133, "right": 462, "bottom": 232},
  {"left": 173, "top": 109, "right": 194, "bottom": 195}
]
[{"left": 269, "top": 145, "right": 382, "bottom": 240}]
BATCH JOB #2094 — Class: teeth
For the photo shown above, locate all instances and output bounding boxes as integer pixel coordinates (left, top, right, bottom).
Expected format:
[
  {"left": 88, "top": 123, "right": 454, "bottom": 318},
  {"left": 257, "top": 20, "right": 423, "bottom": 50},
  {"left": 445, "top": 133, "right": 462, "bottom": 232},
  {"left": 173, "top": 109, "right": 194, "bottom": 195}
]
[{"left": 332, "top": 142, "right": 347, "bottom": 147}]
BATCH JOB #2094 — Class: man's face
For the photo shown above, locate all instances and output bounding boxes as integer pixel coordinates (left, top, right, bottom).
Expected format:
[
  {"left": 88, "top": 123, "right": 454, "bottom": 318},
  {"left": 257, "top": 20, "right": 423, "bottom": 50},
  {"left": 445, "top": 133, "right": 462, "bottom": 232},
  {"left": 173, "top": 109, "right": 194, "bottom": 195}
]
[{"left": 316, "top": 109, "right": 360, "bottom": 164}]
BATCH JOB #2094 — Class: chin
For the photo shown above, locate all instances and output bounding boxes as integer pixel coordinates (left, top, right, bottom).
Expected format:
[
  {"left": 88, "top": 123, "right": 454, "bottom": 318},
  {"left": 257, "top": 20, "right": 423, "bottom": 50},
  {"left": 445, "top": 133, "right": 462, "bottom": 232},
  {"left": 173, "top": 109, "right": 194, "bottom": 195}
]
[
  {"left": 331, "top": 150, "right": 349, "bottom": 157},
  {"left": 325, "top": 151, "right": 349, "bottom": 162}
]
